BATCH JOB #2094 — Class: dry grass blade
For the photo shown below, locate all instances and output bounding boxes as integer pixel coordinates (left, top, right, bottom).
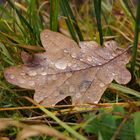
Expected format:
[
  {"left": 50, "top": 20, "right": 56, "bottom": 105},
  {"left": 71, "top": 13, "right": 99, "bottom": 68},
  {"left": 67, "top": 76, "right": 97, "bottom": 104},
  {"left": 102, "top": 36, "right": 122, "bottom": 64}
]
[
  {"left": 18, "top": 45, "right": 45, "bottom": 51},
  {"left": 0, "top": 119, "right": 72, "bottom": 140},
  {"left": 16, "top": 125, "right": 72, "bottom": 140}
]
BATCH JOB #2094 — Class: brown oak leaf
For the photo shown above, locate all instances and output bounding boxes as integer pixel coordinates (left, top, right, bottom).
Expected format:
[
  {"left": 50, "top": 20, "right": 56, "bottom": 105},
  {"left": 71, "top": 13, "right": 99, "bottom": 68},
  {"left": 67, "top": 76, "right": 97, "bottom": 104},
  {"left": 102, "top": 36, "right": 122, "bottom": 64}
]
[{"left": 4, "top": 29, "right": 131, "bottom": 106}]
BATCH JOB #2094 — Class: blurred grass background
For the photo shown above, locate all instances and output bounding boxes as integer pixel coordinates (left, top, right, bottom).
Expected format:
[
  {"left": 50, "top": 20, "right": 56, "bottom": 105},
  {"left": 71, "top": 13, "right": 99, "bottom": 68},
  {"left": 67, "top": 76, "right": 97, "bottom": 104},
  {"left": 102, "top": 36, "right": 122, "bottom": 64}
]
[{"left": 0, "top": 0, "right": 139, "bottom": 140}]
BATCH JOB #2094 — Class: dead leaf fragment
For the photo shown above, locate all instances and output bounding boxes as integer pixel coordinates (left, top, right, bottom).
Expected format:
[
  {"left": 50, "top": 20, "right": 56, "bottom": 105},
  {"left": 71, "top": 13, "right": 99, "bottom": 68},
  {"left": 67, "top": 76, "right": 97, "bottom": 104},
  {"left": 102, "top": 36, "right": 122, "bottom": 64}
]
[
  {"left": 4, "top": 29, "right": 131, "bottom": 106},
  {"left": 0, "top": 137, "right": 10, "bottom": 140}
]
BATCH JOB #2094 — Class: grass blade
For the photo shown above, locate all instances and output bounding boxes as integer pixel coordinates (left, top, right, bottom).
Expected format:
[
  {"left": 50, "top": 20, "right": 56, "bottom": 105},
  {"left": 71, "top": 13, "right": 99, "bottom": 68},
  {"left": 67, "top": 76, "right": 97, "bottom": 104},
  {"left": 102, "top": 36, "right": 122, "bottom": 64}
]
[
  {"left": 121, "top": 0, "right": 136, "bottom": 22},
  {"left": 60, "top": 0, "right": 78, "bottom": 42},
  {"left": 92, "top": 0, "right": 103, "bottom": 45},
  {"left": 7, "top": 0, "right": 34, "bottom": 34},
  {"left": 0, "top": 4, "right": 26, "bottom": 40},
  {"left": 27, "top": 0, "right": 43, "bottom": 45},
  {"left": 109, "top": 83, "right": 140, "bottom": 98},
  {"left": 50, "top": 0, "right": 59, "bottom": 31},
  {"left": 39, "top": 106, "right": 87, "bottom": 140},
  {"left": 0, "top": 42, "right": 14, "bottom": 64},
  {"left": 134, "top": 112, "right": 140, "bottom": 140},
  {"left": 27, "top": 98, "right": 87, "bottom": 140},
  {"left": 63, "top": 0, "right": 84, "bottom": 41},
  {"left": 60, "top": 0, "right": 84, "bottom": 41},
  {"left": 131, "top": 0, "right": 140, "bottom": 72}
]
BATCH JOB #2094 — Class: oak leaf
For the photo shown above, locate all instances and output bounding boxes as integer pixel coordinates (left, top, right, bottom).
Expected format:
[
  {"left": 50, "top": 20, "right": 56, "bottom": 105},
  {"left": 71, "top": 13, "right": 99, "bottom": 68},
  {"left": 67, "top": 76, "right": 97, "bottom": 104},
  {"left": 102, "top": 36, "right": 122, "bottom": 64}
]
[{"left": 4, "top": 29, "right": 131, "bottom": 106}]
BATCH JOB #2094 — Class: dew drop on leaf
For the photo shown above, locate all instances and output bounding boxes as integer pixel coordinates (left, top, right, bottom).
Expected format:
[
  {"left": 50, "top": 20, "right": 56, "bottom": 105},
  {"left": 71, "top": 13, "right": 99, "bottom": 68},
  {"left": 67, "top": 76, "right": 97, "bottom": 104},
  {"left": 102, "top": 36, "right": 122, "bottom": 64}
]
[
  {"left": 64, "top": 49, "right": 69, "bottom": 53},
  {"left": 45, "top": 35, "right": 48, "bottom": 38},
  {"left": 68, "top": 63, "right": 72, "bottom": 67},
  {"left": 71, "top": 52, "right": 77, "bottom": 58},
  {"left": 99, "top": 83, "right": 105, "bottom": 87},
  {"left": 94, "top": 101, "right": 98, "bottom": 104},
  {"left": 20, "top": 72, "right": 25, "bottom": 76},
  {"left": 28, "top": 81, "right": 35, "bottom": 86},
  {"left": 40, "top": 71, "right": 47, "bottom": 76},
  {"left": 18, "top": 79, "right": 25, "bottom": 84},
  {"left": 87, "top": 56, "right": 92, "bottom": 62},
  {"left": 66, "top": 72, "right": 72, "bottom": 77},
  {"left": 27, "top": 70, "right": 37, "bottom": 76},
  {"left": 69, "top": 85, "right": 75, "bottom": 92},
  {"left": 10, "top": 74, "right": 15, "bottom": 79},
  {"left": 75, "top": 92, "right": 81, "bottom": 98},
  {"left": 55, "top": 60, "right": 68, "bottom": 70}
]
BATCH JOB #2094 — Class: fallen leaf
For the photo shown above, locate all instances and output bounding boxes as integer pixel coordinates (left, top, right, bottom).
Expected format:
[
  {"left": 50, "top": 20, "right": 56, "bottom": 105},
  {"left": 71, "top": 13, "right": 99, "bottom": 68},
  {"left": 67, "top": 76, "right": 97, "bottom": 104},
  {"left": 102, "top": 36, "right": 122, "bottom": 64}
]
[{"left": 4, "top": 29, "right": 131, "bottom": 106}]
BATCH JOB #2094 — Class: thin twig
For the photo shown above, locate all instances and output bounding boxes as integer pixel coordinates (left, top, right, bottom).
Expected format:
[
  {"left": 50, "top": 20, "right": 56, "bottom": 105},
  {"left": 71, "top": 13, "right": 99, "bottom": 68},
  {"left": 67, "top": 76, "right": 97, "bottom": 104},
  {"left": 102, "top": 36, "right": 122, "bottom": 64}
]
[{"left": 111, "top": 108, "right": 133, "bottom": 140}]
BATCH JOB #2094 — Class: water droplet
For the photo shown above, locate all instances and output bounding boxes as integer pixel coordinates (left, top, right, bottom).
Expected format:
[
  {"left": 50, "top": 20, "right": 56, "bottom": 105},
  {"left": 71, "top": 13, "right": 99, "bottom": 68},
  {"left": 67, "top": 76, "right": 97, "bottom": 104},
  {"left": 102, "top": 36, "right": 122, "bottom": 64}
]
[
  {"left": 99, "top": 83, "right": 105, "bottom": 87},
  {"left": 69, "top": 85, "right": 75, "bottom": 92},
  {"left": 71, "top": 53, "right": 76, "bottom": 58},
  {"left": 109, "top": 55, "right": 114, "bottom": 59},
  {"left": 10, "top": 74, "right": 15, "bottom": 79},
  {"left": 45, "top": 34, "right": 48, "bottom": 38},
  {"left": 52, "top": 75, "right": 57, "bottom": 80},
  {"left": 75, "top": 92, "right": 81, "bottom": 98},
  {"left": 92, "top": 56, "right": 100, "bottom": 63},
  {"left": 55, "top": 60, "right": 68, "bottom": 70},
  {"left": 87, "top": 56, "right": 92, "bottom": 62},
  {"left": 20, "top": 72, "right": 25, "bottom": 76},
  {"left": 66, "top": 72, "right": 72, "bottom": 77},
  {"left": 112, "top": 73, "right": 116, "bottom": 76},
  {"left": 28, "top": 70, "right": 37, "bottom": 76},
  {"left": 94, "top": 101, "right": 98, "bottom": 104},
  {"left": 41, "top": 71, "right": 47, "bottom": 76},
  {"left": 68, "top": 63, "right": 72, "bottom": 67},
  {"left": 18, "top": 79, "right": 25, "bottom": 84},
  {"left": 64, "top": 49, "right": 69, "bottom": 53},
  {"left": 29, "top": 81, "right": 35, "bottom": 86}
]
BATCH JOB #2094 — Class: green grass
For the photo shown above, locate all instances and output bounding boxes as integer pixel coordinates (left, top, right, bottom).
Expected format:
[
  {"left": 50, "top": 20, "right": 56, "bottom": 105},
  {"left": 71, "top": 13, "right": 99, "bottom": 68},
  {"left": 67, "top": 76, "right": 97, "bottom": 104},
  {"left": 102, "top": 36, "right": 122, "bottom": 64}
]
[
  {"left": 60, "top": 0, "right": 84, "bottom": 42},
  {"left": 131, "top": 0, "right": 140, "bottom": 72},
  {"left": 0, "top": 0, "right": 140, "bottom": 140},
  {"left": 50, "top": 0, "right": 59, "bottom": 31},
  {"left": 92, "top": 0, "right": 104, "bottom": 45}
]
